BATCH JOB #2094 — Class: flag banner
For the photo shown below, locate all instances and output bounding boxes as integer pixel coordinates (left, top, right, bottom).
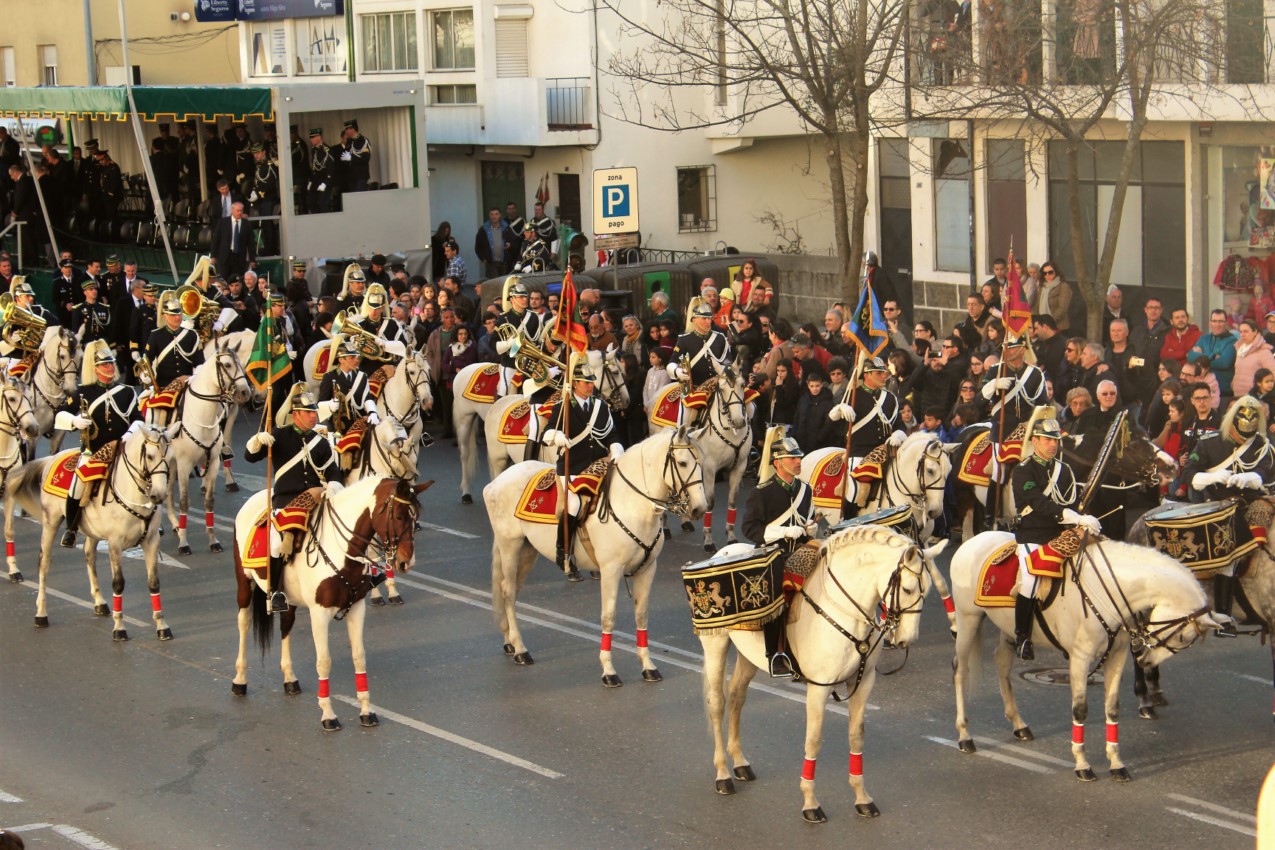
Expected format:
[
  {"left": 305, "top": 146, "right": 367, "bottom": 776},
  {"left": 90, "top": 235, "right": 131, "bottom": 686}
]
[
  {"left": 553, "top": 268, "right": 588, "bottom": 353},
  {"left": 846, "top": 274, "right": 889, "bottom": 358},
  {"left": 1003, "top": 246, "right": 1032, "bottom": 338},
  {"left": 246, "top": 312, "right": 291, "bottom": 391}
]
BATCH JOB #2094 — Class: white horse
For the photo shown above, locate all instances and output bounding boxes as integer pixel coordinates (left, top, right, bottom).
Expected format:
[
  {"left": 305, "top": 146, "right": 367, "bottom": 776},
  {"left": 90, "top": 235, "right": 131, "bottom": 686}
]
[
  {"left": 453, "top": 360, "right": 510, "bottom": 504},
  {"left": 700, "top": 529, "right": 942, "bottom": 822},
  {"left": 374, "top": 350, "right": 434, "bottom": 471},
  {"left": 165, "top": 342, "right": 253, "bottom": 555},
  {"left": 204, "top": 329, "right": 264, "bottom": 494},
  {"left": 15, "top": 325, "right": 78, "bottom": 458},
  {"left": 4, "top": 423, "right": 172, "bottom": 640},
  {"left": 340, "top": 414, "right": 416, "bottom": 607},
  {"left": 950, "top": 532, "right": 1217, "bottom": 781},
  {"left": 0, "top": 381, "right": 41, "bottom": 581},
  {"left": 232, "top": 476, "right": 430, "bottom": 730},
  {"left": 302, "top": 337, "right": 334, "bottom": 394},
  {"left": 483, "top": 427, "right": 708, "bottom": 684}
]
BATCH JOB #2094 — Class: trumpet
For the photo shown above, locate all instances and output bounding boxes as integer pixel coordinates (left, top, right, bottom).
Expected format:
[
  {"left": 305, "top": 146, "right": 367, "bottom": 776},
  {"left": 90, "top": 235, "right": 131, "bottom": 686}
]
[
  {"left": 0, "top": 292, "right": 47, "bottom": 352},
  {"left": 336, "top": 310, "right": 386, "bottom": 361},
  {"left": 134, "top": 354, "right": 156, "bottom": 388}
]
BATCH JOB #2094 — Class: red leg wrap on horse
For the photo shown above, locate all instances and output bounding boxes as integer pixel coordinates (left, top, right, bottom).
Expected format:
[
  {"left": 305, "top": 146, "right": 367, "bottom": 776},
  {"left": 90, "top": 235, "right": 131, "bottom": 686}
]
[
  {"left": 849, "top": 752, "right": 863, "bottom": 777},
  {"left": 600, "top": 633, "right": 612, "bottom": 652},
  {"left": 317, "top": 678, "right": 330, "bottom": 699},
  {"left": 943, "top": 595, "right": 956, "bottom": 614},
  {"left": 112, "top": 594, "right": 122, "bottom": 614},
  {"left": 223, "top": 459, "right": 232, "bottom": 470},
  {"left": 385, "top": 568, "right": 395, "bottom": 578},
  {"left": 206, "top": 512, "right": 215, "bottom": 528},
  {"left": 178, "top": 514, "right": 187, "bottom": 530},
  {"left": 801, "top": 758, "right": 816, "bottom": 781},
  {"left": 5, "top": 541, "right": 12, "bottom": 558},
  {"left": 726, "top": 508, "right": 737, "bottom": 527},
  {"left": 1105, "top": 722, "right": 1118, "bottom": 744},
  {"left": 150, "top": 593, "right": 162, "bottom": 612},
  {"left": 1071, "top": 723, "right": 1085, "bottom": 744},
  {"left": 355, "top": 672, "right": 368, "bottom": 693},
  {"left": 703, "top": 512, "right": 712, "bottom": 530},
  {"left": 636, "top": 629, "right": 648, "bottom": 648}
]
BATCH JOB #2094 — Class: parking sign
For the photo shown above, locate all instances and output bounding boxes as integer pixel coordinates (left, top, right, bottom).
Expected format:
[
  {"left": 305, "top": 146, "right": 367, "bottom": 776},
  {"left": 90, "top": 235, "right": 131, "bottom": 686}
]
[{"left": 593, "top": 167, "right": 639, "bottom": 234}]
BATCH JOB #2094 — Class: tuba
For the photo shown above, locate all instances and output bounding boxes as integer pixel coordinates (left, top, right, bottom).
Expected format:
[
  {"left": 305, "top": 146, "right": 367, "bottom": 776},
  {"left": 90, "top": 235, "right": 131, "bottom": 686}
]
[
  {"left": 176, "top": 284, "right": 223, "bottom": 343},
  {"left": 0, "top": 292, "right": 47, "bottom": 352},
  {"left": 514, "top": 337, "right": 564, "bottom": 389},
  {"left": 336, "top": 309, "right": 386, "bottom": 360}
]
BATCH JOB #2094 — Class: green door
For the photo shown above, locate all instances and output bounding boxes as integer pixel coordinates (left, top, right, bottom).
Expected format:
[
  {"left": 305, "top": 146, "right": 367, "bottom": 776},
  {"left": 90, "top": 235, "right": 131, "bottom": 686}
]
[{"left": 480, "top": 161, "right": 526, "bottom": 219}]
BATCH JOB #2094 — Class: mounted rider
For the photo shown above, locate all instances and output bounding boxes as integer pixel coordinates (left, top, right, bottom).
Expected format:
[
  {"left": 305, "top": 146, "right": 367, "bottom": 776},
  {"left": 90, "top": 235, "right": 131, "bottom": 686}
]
[
  {"left": 983, "top": 332, "right": 1047, "bottom": 529},
  {"left": 140, "top": 290, "right": 205, "bottom": 425},
  {"left": 542, "top": 350, "right": 620, "bottom": 582},
  {"left": 514, "top": 221, "right": 552, "bottom": 273},
  {"left": 1011, "top": 407, "right": 1103, "bottom": 660},
  {"left": 667, "top": 298, "right": 731, "bottom": 426},
  {"left": 319, "top": 337, "right": 381, "bottom": 469},
  {"left": 54, "top": 340, "right": 143, "bottom": 548},
  {"left": 354, "top": 283, "right": 409, "bottom": 377},
  {"left": 244, "top": 385, "right": 339, "bottom": 613},
  {"left": 828, "top": 355, "right": 907, "bottom": 516},
  {"left": 741, "top": 425, "right": 818, "bottom": 678},
  {"left": 0, "top": 278, "right": 53, "bottom": 370},
  {"left": 1182, "top": 394, "right": 1275, "bottom": 636},
  {"left": 493, "top": 277, "right": 546, "bottom": 396},
  {"left": 337, "top": 263, "right": 368, "bottom": 315}
]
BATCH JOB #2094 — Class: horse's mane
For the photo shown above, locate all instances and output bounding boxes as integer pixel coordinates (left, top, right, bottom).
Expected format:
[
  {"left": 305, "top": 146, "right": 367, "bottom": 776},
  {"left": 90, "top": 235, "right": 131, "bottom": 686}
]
[
  {"left": 1086, "top": 539, "right": 1205, "bottom": 603},
  {"left": 821, "top": 523, "right": 913, "bottom": 561}
]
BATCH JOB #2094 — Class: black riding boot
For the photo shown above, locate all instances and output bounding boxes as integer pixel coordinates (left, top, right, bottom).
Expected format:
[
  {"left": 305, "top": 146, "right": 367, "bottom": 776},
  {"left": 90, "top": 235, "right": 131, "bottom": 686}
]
[
  {"left": 556, "top": 515, "right": 583, "bottom": 582},
  {"left": 763, "top": 618, "right": 794, "bottom": 678},
  {"left": 1014, "top": 594, "right": 1036, "bottom": 660},
  {"left": 61, "top": 496, "right": 81, "bottom": 548},
  {"left": 1212, "top": 573, "right": 1237, "bottom": 637},
  {"left": 268, "top": 556, "right": 289, "bottom": 613}
]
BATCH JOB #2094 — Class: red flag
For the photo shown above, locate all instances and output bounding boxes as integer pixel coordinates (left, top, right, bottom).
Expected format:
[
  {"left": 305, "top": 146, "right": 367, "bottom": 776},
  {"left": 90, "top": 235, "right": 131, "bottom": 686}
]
[
  {"left": 1003, "top": 246, "right": 1031, "bottom": 337},
  {"left": 553, "top": 268, "right": 588, "bottom": 353}
]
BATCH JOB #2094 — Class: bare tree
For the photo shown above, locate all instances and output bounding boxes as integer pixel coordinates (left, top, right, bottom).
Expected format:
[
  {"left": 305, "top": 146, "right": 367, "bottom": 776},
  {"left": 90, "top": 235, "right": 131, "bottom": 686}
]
[{"left": 600, "top": 0, "right": 910, "bottom": 304}]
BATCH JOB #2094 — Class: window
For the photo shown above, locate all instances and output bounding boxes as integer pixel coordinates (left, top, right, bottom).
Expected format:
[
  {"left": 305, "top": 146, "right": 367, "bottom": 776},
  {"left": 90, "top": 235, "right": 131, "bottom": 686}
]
[
  {"left": 677, "top": 166, "right": 717, "bottom": 233},
  {"left": 248, "top": 21, "right": 287, "bottom": 76},
  {"left": 295, "top": 18, "right": 346, "bottom": 75},
  {"left": 494, "top": 19, "right": 528, "bottom": 78},
  {"left": 363, "top": 11, "right": 418, "bottom": 73},
  {"left": 429, "top": 84, "right": 477, "bottom": 104},
  {"left": 933, "top": 139, "right": 972, "bottom": 272},
  {"left": 986, "top": 139, "right": 1026, "bottom": 266},
  {"left": 1, "top": 48, "right": 14, "bottom": 87},
  {"left": 39, "top": 45, "right": 56, "bottom": 86},
  {"left": 432, "top": 9, "right": 475, "bottom": 70}
]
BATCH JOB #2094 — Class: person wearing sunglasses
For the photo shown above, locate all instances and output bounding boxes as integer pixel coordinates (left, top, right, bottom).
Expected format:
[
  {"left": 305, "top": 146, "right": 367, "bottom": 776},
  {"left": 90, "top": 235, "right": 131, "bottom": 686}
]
[{"left": 1036, "top": 262, "right": 1073, "bottom": 332}]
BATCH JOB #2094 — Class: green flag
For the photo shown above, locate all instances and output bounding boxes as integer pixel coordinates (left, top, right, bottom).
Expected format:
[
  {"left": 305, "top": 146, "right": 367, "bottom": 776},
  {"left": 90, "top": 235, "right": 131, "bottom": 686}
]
[{"left": 246, "top": 313, "right": 291, "bottom": 391}]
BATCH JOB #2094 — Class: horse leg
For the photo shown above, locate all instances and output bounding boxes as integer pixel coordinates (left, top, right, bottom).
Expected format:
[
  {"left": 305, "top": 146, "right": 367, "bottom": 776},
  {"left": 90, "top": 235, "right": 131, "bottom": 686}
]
[
  {"left": 201, "top": 455, "right": 222, "bottom": 553},
  {"left": 344, "top": 600, "right": 378, "bottom": 727},
  {"left": 723, "top": 459, "right": 745, "bottom": 545},
  {"left": 309, "top": 608, "right": 341, "bottom": 730},
  {"left": 140, "top": 531, "right": 171, "bottom": 640},
  {"left": 223, "top": 411, "right": 240, "bottom": 492},
  {"left": 846, "top": 667, "right": 880, "bottom": 817},
  {"left": 1132, "top": 654, "right": 1158, "bottom": 720},
  {"left": 493, "top": 538, "right": 534, "bottom": 663},
  {"left": 629, "top": 559, "right": 661, "bottom": 682},
  {"left": 701, "top": 501, "right": 715, "bottom": 552},
  {"left": 994, "top": 628, "right": 1031, "bottom": 740},
  {"left": 598, "top": 562, "right": 624, "bottom": 687},
  {"left": 1145, "top": 660, "right": 1167, "bottom": 707},
  {"left": 798, "top": 683, "right": 834, "bottom": 823},
  {"left": 106, "top": 537, "right": 128, "bottom": 642},
  {"left": 925, "top": 560, "right": 957, "bottom": 638},
  {"left": 232, "top": 565, "right": 254, "bottom": 696},
  {"left": 725, "top": 648, "right": 759, "bottom": 782},
  {"left": 279, "top": 604, "right": 300, "bottom": 694},
  {"left": 455, "top": 407, "right": 474, "bottom": 502},
  {"left": 701, "top": 634, "right": 736, "bottom": 793},
  {"left": 169, "top": 475, "right": 192, "bottom": 556},
  {"left": 382, "top": 572, "right": 404, "bottom": 605},
  {"left": 1104, "top": 641, "right": 1131, "bottom": 781},
  {"left": 1068, "top": 653, "right": 1096, "bottom": 781},
  {"left": 33, "top": 520, "right": 58, "bottom": 627},
  {"left": 952, "top": 612, "right": 982, "bottom": 752},
  {"left": 3, "top": 485, "right": 19, "bottom": 582},
  {"left": 81, "top": 530, "right": 108, "bottom": 618}
]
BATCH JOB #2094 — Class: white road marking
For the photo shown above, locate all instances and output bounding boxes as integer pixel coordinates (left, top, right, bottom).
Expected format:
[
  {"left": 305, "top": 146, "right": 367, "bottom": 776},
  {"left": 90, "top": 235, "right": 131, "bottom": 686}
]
[
  {"left": 0, "top": 823, "right": 122, "bottom": 850},
  {"left": 42, "top": 586, "right": 154, "bottom": 630},
  {"left": 418, "top": 522, "right": 479, "bottom": 539},
  {"left": 333, "top": 695, "right": 563, "bottom": 779},
  {"left": 14, "top": 516, "right": 192, "bottom": 569},
  {"left": 1164, "top": 807, "right": 1257, "bottom": 838},
  {"left": 1165, "top": 793, "right": 1257, "bottom": 824},
  {"left": 0, "top": 789, "right": 22, "bottom": 803},
  {"left": 1234, "top": 672, "right": 1268, "bottom": 685},
  {"left": 923, "top": 736, "right": 1054, "bottom": 774},
  {"left": 969, "top": 735, "right": 1075, "bottom": 767}
]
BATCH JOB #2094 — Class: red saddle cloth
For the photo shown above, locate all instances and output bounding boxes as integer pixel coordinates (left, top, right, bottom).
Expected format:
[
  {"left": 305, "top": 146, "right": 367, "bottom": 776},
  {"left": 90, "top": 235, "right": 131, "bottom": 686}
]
[
  {"left": 335, "top": 417, "right": 370, "bottom": 455},
  {"left": 460, "top": 364, "right": 503, "bottom": 404},
  {"left": 313, "top": 346, "right": 331, "bottom": 379},
  {"left": 958, "top": 432, "right": 993, "bottom": 487},
  {"left": 368, "top": 365, "right": 392, "bottom": 399},
  {"left": 241, "top": 510, "right": 270, "bottom": 572},
  {"left": 651, "top": 383, "right": 684, "bottom": 429},
  {"left": 498, "top": 401, "right": 533, "bottom": 445},
  {"left": 514, "top": 468, "right": 560, "bottom": 525},
  {"left": 975, "top": 542, "right": 1019, "bottom": 608},
  {"left": 42, "top": 449, "right": 81, "bottom": 498},
  {"left": 140, "top": 378, "right": 187, "bottom": 413},
  {"left": 810, "top": 452, "right": 845, "bottom": 509}
]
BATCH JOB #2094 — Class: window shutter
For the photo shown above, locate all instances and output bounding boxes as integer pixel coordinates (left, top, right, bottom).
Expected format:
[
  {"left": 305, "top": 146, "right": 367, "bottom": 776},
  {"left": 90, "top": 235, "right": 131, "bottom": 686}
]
[{"left": 494, "top": 19, "right": 528, "bottom": 78}]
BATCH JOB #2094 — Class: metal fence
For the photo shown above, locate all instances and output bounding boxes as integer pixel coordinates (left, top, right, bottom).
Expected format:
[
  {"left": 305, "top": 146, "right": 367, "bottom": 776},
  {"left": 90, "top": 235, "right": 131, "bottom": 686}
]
[{"left": 546, "top": 77, "right": 593, "bottom": 130}]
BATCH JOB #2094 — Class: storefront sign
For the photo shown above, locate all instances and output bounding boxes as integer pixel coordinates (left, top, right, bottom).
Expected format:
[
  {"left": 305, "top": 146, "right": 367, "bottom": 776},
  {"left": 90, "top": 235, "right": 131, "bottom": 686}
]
[{"left": 195, "top": 0, "right": 344, "bottom": 22}]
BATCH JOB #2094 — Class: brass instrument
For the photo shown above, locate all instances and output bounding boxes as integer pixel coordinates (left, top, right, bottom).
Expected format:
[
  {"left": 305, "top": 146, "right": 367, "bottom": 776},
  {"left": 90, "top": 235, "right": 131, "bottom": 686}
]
[
  {"left": 175, "top": 283, "right": 223, "bottom": 343},
  {"left": 78, "top": 396, "right": 98, "bottom": 450},
  {"left": 514, "top": 337, "right": 565, "bottom": 389},
  {"left": 336, "top": 309, "right": 386, "bottom": 360},
  {"left": 677, "top": 353, "right": 693, "bottom": 389},
  {"left": 134, "top": 354, "right": 156, "bottom": 388},
  {"left": 0, "top": 292, "right": 47, "bottom": 352}
]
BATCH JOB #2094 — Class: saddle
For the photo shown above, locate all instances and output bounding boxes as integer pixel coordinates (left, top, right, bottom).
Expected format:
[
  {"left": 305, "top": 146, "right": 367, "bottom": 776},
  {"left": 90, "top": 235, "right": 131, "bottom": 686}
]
[
  {"left": 461, "top": 364, "right": 502, "bottom": 404},
  {"left": 651, "top": 383, "right": 685, "bottom": 429},
  {"left": 513, "top": 460, "right": 612, "bottom": 525},
  {"left": 498, "top": 401, "right": 534, "bottom": 445},
  {"left": 141, "top": 377, "right": 188, "bottom": 413},
  {"left": 974, "top": 529, "right": 1089, "bottom": 609},
  {"left": 335, "top": 416, "right": 371, "bottom": 469},
  {"left": 368, "top": 364, "right": 393, "bottom": 400}
]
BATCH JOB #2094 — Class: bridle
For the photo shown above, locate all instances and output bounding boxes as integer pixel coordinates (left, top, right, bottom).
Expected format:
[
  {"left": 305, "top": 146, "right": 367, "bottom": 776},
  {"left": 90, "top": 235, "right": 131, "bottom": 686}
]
[
  {"left": 597, "top": 433, "right": 705, "bottom": 568},
  {"left": 380, "top": 357, "right": 431, "bottom": 431},
  {"left": 179, "top": 351, "right": 249, "bottom": 457},
  {"left": 31, "top": 332, "right": 76, "bottom": 414},
  {"left": 599, "top": 352, "right": 627, "bottom": 412},
  {"left": 0, "top": 386, "right": 34, "bottom": 480},
  {"left": 697, "top": 372, "right": 749, "bottom": 464},
  {"left": 879, "top": 438, "right": 947, "bottom": 519},
  {"left": 108, "top": 428, "right": 171, "bottom": 527}
]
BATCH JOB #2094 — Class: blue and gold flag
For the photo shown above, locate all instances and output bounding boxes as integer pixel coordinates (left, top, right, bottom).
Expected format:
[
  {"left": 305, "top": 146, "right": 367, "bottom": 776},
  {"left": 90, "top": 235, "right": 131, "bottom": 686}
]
[{"left": 846, "top": 275, "right": 889, "bottom": 358}]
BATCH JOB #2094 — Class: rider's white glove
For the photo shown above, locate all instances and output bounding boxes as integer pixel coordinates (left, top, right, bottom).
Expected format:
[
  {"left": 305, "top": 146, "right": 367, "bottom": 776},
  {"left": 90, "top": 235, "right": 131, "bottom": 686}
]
[
  {"left": 829, "top": 403, "right": 855, "bottom": 422},
  {"left": 340, "top": 151, "right": 352, "bottom": 161},
  {"left": 317, "top": 399, "right": 340, "bottom": 418},
  {"left": 131, "top": 351, "right": 140, "bottom": 362},
  {"left": 804, "top": 521, "right": 819, "bottom": 537},
  {"left": 786, "top": 526, "right": 807, "bottom": 540},
  {"left": 212, "top": 320, "right": 224, "bottom": 332},
  {"left": 675, "top": 367, "right": 690, "bottom": 382},
  {"left": 887, "top": 430, "right": 907, "bottom": 448},
  {"left": 366, "top": 411, "right": 380, "bottom": 426},
  {"left": 72, "top": 415, "right": 92, "bottom": 430},
  {"left": 609, "top": 442, "right": 624, "bottom": 462},
  {"left": 247, "top": 431, "right": 275, "bottom": 452},
  {"left": 495, "top": 337, "right": 514, "bottom": 355},
  {"left": 249, "top": 191, "right": 259, "bottom": 203},
  {"left": 544, "top": 429, "right": 569, "bottom": 449},
  {"left": 1228, "top": 471, "right": 1264, "bottom": 490},
  {"left": 1191, "top": 470, "right": 1228, "bottom": 491},
  {"left": 316, "top": 183, "right": 326, "bottom": 192},
  {"left": 1061, "top": 509, "right": 1101, "bottom": 535}
]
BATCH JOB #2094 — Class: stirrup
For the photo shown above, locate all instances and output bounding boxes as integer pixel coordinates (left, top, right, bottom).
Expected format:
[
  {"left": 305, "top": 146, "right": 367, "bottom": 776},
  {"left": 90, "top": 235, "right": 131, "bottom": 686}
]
[
  {"left": 1213, "top": 615, "right": 1237, "bottom": 638},
  {"left": 60, "top": 530, "right": 77, "bottom": 549},
  {"left": 268, "top": 591, "right": 289, "bottom": 614},
  {"left": 768, "top": 652, "right": 794, "bottom": 678},
  {"left": 1015, "top": 636, "right": 1035, "bottom": 661}
]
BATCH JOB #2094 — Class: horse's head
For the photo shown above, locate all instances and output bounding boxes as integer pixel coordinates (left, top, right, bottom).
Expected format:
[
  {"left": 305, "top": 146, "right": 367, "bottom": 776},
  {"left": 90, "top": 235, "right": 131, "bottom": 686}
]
[
  {"left": 712, "top": 360, "right": 748, "bottom": 430},
  {"left": 369, "top": 477, "right": 432, "bottom": 574},
  {"left": 595, "top": 347, "right": 628, "bottom": 412},
  {"left": 50, "top": 327, "right": 78, "bottom": 395},
  {"left": 886, "top": 542, "right": 933, "bottom": 649},
  {"left": 406, "top": 352, "right": 434, "bottom": 413},
  {"left": 214, "top": 347, "right": 253, "bottom": 406},
  {"left": 0, "top": 380, "right": 37, "bottom": 441},
  {"left": 373, "top": 415, "right": 414, "bottom": 478},
  {"left": 127, "top": 422, "right": 171, "bottom": 503},
  {"left": 662, "top": 426, "right": 707, "bottom": 521},
  {"left": 900, "top": 433, "right": 952, "bottom": 520}
]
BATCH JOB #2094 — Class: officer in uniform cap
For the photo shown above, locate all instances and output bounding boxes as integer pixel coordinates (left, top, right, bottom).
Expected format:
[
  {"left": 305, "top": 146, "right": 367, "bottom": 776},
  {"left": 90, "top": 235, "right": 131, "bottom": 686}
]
[
  {"left": 318, "top": 337, "right": 379, "bottom": 433},
  {"left": 542, "top": 351, "right": 620, "bottom": 581},
  {"left": 982, "top": 332, "right": 1047, "bottom": 529},
  {"left": 129, "top": 282, "right": 159, "bottom": 359},
  {"left": 100, "top": 254, "right": 125, "bottom": 304},
  {"left": 289, "top": 124, "right": 309, "bottom": 209},
  {"left": 339, "top": 119, "right": 372, "bottom": 193},
  {"left": 829, "top": 355, "right": 907, "bottom": 515},
  {"left": 245, "top": 386, "right": 339, "bottom": 612},
  {"left": 79, "top": 139, "right": 101, "bottom": 206},
  {"left": 55, "top": 340, "right": 142, "bottom": 547},
  {"left": 515, "top": 222, "right": 552, "bottom": 273},
  {"left": 9, "top": 277, "right": 56, "bottom": 327},
  {"left": 493, "top": 278, "right": 546, "bottom": 394},
  {"left": 248, "top": 142, "right": 279, "bottom": 210},
  {"left": 305, "top": 128, "right": 336, "bottom": 214},
  {"left": 1011, "top": 409, "right": 1102, "bottom": 660},
  {"left": 355, "top": 283, "right": 409, "bottom": 375},
  {"left": 71, "top": 278, "right": 111, "bottom": 346},
  {"left": 1182, "top": 394, "right": 1275, "bottom": 636},
  {"left": 94, "top": 148, "right": 124, "bottom": 220},
  {"left": 53, "top": 259, "right": 78, "bottom": 325},
  {"left": 668, "top": 299, "right": 732, "bottom": 423},
  {"left": 142, "top": 291, "right": 205, "bottom": 423},
  {"left": 742, "top": 426, "right": 818, "bottom": 677}
]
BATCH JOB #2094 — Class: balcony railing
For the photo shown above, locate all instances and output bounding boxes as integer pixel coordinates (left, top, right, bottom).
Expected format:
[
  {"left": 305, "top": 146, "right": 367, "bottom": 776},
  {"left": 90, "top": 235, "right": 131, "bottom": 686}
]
[{"left": 546, "top": 77, "right": 593, "bottom": 130}]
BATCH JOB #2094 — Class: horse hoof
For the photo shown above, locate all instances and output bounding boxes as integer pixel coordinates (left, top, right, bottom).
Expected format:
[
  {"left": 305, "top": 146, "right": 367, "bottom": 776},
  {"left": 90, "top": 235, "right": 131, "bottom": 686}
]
[
  {"left": 855, "top": 802, "right": 881, "bottom": 818},
  {"left": 93, "top": 603, "right": 109, "bottom": 617},
  {"left": 601, "top": 673, "right": 623, "bottom": 688},
  {"left": 957, "top": 739, "right": 976, "bottom": 754},
  {"left": 388, "top": 595, "right": 405, "bottom": 605},
  {"left": 802, "top": 807, "right": 827, "bottom": 824},
  {"left": 7, "top": 571, "right": 21, "bottom": 583},
  {"left": 231, "top": 682, "right": 248, "bottom": 697},
  {"left": 565, "top": 570, "right": 584, "bottom": 583},
  {"left": 503, "top": 643, "right": 516, "bottom": 656},
  {"left": 1137, "top": 706, "right": 1157, "bottom": 720},
  {"left": 641, "top": 668, "right": 663, "bottom": 683},
  {"left": 662, "top": 527, "right": 671, "bottom": 540},
  {"left": 1110, "top": 767, "right": 1131, "bottom": 782},
  {"left": 733, "top": 765, "right": 756, "bottom": 782},
  {"left": 460, "top": 494, "right": 473, "bottom": 505},
  {"left": 284, "top": 680, "right": 302, "bottom": 695},
  {"left": 1150, "top": 693, "right": 1169, "bottom": 707},
  {"left": 703, "top": 542, "right": 714, "bottom": 553},
  {"left": 156, "top": 628, "right": 173, "bottom": 641},
  {"left": 321, "top": 718, "right": 342, "bottom": 732},
  {"left": 681, "top": 521, "right": 695, "bottom": 533},
  {"left": 210, "top": 542, "right": 223, "bottom": 554},
  {"left": 1075, "top": 768, "right": 1097, "bottom": 782},
  {"left": 34, "top": 615, "right": 49, "bottom": 628},
  {"left": 1013, "top": 727, "right": 1034, "bottom": 741},
  {"left": 360, "top": 713, "right": 380, "bottom": 728},
  {"left": 177, "top": 545, "right": 192, "bottom": 556},
  {"left": 949, "top": 628, "right": 958, "bottom": 641},
  {"left": 589, "top": 570, "right": 600, "bottom": 580},
  {"left": 112, "top": 629, "right": 129, "bottom": 642},
  {"left": 226, "top": 482, "right": 240, "bottom": 493},
  {"left": 369, "top": 596, "right": 386, "bottom": 607},
  {"left": 715, "top": 779, "right": 736, "bottom": 795},
  {"left": 513, "top": 652, "right": 534, "bottom": 665}
]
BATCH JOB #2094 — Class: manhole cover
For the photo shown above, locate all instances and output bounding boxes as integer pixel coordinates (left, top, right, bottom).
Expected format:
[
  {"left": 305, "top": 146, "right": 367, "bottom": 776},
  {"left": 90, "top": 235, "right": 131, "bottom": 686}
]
[{"left": 1020, "top": 667, "right": 1105, "bottom": 686}]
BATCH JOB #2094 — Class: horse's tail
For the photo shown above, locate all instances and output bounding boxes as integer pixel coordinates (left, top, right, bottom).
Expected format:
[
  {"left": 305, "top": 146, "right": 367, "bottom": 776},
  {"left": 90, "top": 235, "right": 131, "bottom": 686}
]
[
  {"left": 251, "top": 577, "right": 274, "bottom": 655},
  {"left": 7, "top": 456, "right": 52, "bottom": 518}
]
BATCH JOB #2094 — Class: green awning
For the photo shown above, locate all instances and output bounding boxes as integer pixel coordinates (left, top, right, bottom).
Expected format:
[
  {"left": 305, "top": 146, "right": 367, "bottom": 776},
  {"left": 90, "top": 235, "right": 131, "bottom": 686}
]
[{"left": 0, "top": 86, "right": 273, "bottom": 122}]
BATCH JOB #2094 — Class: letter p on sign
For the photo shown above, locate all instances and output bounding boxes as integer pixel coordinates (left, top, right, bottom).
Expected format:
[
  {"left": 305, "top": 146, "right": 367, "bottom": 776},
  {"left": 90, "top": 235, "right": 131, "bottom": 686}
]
[{"left": 593, "top": 167, "right": 640, "bottom": 234}]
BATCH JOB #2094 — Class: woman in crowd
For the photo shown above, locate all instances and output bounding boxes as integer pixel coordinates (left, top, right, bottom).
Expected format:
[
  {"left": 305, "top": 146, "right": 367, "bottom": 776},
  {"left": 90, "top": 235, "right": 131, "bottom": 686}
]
[
  {"left": 1060, "top": 386, "right": 1092, "bottom": 434},
  {"left": 1233, "top": 318, "right": 1275, "bottom": 396},
  {"left": 768, "top": 359, "right": 801, "bottom": 425},
  {"left": 431, "top": 222, "right": 452, "bottom": 282}
]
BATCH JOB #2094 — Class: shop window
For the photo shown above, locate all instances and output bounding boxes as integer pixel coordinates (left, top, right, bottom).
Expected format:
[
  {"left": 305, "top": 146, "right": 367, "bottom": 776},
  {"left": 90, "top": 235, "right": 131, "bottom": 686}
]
[{"left": 429, "top": 84, "right": 478, "bottom": 104}]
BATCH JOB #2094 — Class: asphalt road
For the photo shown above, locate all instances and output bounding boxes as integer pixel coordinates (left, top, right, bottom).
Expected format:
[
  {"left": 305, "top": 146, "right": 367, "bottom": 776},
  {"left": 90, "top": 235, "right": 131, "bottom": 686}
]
[{"left": 1, "top": 424, "right": 1271, "bottom": 849}]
